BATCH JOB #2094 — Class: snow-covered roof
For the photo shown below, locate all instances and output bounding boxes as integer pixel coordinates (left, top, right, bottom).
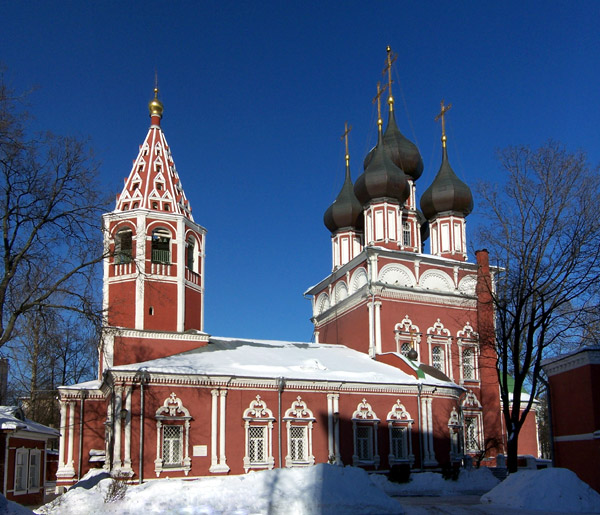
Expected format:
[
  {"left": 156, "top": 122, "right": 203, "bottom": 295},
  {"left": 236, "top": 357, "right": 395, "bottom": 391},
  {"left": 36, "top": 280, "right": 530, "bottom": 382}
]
[
  {"left": 0, "top": 406, "right": 59, "bottom": 437},
  {"left": 109, "top": 336, "right": 457, "bottom": 388}
]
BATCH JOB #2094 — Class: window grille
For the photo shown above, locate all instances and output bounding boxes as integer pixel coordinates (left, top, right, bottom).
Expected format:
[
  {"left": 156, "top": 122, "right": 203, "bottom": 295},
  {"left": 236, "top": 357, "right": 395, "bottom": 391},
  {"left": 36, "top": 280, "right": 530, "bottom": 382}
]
[
  {"left": 289, "top": 426, "right": 307, "bottom": 462},
  {"left": 152, "top": 229, "right": 171, "bottom": 264},
  {"left": 463, "top": 348, "right": 475, "bottom": 380},
  {"left": 162, "top": 425, "right": 183, "bottom": 466},
  {"left": 248, "top": 426, "right": 267, "bottom": 464},
  {"left": 432, "top": 346, "right": 444, "bottom": 371},
  {"left": 465, "top": 418, "right": 478, "bottom": 451},
  {"left": 401, "top": 342, "right": 412, "bottom": 357},
  {"left": 355, "top": 425, "right": 373, "bottom": 460},
  {"left": 390, "top": 427, "right": 406, "bottom": 459},
  {"left": 403, "top": 222, "right": 411, "bottom": 247}
]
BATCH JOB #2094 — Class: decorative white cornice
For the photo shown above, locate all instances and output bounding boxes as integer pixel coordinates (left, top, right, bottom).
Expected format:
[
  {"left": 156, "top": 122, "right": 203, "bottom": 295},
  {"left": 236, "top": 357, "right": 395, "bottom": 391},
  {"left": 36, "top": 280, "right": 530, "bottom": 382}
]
[
  {"left": 542, "top": 348, "right": 600, "bottom": 377},
  {"left": 104, "top": 326, "right": 210, "bottom": 342}
]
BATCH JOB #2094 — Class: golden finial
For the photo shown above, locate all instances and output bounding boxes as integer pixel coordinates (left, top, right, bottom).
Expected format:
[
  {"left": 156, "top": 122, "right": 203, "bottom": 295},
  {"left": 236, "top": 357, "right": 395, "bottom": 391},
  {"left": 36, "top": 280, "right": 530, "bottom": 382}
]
[
  {"left": 340, "top": 121, "right": 352, "bottom": 167},
  {"left": 435, "top": 99, "right": 452, "bottom": 148},
  {"left": 382, "top": 46, "right": 397, "bottom": 112},
  {"left": 372, "top": 81, "right": 388, "bottom": 131},
  {"left": 148, "top": 73, "right": 164, "bottom": 119}
]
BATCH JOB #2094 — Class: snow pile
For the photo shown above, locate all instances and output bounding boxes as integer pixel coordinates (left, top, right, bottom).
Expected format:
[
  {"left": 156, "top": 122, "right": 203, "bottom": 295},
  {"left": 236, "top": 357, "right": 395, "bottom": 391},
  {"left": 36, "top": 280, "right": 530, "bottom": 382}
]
[
  {"left": 36, "top": 464, "right": 402, "bottom": 515},
  {"left": 0, "top": 493, "right": 34, "bottom": 514},
  {"left": 481, "top": 468, "right": 600, "bottom": 512},
  {"left": 371, "top": 468, "right": 499, "bottom": 496}
]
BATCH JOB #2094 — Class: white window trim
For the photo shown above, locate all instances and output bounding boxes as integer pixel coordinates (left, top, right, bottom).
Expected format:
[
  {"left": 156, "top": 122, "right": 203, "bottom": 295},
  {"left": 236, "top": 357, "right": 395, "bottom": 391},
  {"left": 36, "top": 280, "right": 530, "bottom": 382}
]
[
  {"left": 27, "top": 448, "right": 42, "bottom": 493},
  {"left": 154, "top": 393, "right": 192, "bottom": 477},
  {"left": 243, "top": 395, "right": 275, "bottom": 473},
  {"left": 283, "top": 397, "right": 315, "bottom": 467},
  {"left": 351, "top": 399, "right": 380, "bottom": 468},
  {"left": 386, "top": 400, "right": 414, "bottom": 466},
  {"left": 461, "top": 391, "right": 484, "bottom": 454},
  {"left": 427, "top": 319, "right": 453, "bottom": 380},
  {"left": 448, "top": 407, "right": 463, "bottom": 462},
  {"left": 14, "top": 447, "right": 28, "bottom": 495},
  {"left": 457, "top": 322, "right": 480, "bottom": 384},
  {"left": 394, "top": 316, "right": 421, "bottom": 360}
]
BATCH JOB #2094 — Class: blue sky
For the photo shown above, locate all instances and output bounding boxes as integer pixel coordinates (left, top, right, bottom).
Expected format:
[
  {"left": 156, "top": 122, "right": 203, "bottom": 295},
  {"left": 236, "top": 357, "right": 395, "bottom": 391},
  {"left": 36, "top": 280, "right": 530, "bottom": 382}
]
[{"left": 2, "top": 1, "right": 599, "bottom": 342}]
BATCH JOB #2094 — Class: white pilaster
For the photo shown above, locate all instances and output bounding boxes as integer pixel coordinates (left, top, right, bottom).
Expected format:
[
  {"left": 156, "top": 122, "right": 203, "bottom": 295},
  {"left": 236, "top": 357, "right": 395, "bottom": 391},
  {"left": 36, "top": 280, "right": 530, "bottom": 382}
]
[
  {"left": 218, "top": 390, "right": 229, "bottom": 471},
  {"left": 123, "top": 386, "right": 132, "bottom": 473},
  {"left": 176, "top": 217, "right": 185, "bottom": 332},
  {"left": 374, "top": 301, "right": 382, "bottom": 354},
  {"left": 113, "top": 386, "right": 123, "bottom": 469},
  {"left": 209, "top": 389, "right": 218, "bottom": 471},
  {"left": 135, "top": 213, "right": 146, "bottom": 329}
]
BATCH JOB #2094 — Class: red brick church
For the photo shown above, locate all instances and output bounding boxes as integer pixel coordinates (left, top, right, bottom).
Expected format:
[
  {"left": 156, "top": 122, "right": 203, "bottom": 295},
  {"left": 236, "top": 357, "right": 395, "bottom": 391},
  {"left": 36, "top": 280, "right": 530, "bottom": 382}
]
[{"left": 56, "top": 50, "right": 538, "bottom": 489}]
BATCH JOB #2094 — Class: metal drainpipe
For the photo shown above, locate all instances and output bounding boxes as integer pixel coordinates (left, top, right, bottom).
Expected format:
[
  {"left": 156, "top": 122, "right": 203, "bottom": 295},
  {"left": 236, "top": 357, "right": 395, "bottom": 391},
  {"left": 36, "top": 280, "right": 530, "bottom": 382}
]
[
  {"left": 78, "top": 393, "right": 85, "bottom": 480},
  {"left": 139, "top": 374, "right": 146, "bottom": 484},
  {"left": 278, "top": 377, "right": 284, "bottom": 468},
  {"left": 417, "top": 383, "right": 423, "bottom": 471}
]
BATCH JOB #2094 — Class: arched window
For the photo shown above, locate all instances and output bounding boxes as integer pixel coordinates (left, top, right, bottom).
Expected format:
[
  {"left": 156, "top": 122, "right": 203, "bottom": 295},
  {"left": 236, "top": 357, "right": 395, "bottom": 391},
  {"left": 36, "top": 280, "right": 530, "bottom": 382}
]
[
  {"left": 151, "top": 229, "right": 171, "bottom": 264},
  {"left": 186, "top": 237, "right": 195, "bottom": 271},
  {"left": 283, "top": 397, "right": 315, "bottom": 467},
  {"left": 402, "top": 221, "right": 411, "bottom": 247},
  {"left": 115, "top": 229, "right": 133, "bottom": 264},
  {"left": 243, "top": 396, "right": 275, "bottom": 472},
  {"left": 154, "top": 393, "right": 192, "bottom": 476}
]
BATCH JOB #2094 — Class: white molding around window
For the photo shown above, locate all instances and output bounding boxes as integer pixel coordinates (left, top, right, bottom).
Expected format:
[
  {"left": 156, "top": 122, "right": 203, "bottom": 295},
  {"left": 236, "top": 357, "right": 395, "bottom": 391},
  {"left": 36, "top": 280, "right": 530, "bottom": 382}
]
[
  {"left": 387, "top": 400, "right": 414, "bottom": 466},
  {"left": 461, "top": 391, "right": 484, "bottom": 453},
  {"left": 243, "top": 395, "right": 275, "bottom": 473},
  {"left": 154, "top": 393, "right": 192, "bottom": 477},
  {"left": 427, "top": 319, "right": 453, "bottom": 380},
  {"left": 14, "top": 448, "right": 28, "bottom": 495},
  {"left": 394, "top": 315, "right": 421, "bottom": 359},
  {"left": 283, "top": 396, "right": 315, "bottom": 467},
  {"left": 457, "top": 322, "right": 480, "bottom": 384},
  {"left": 352, "top": 399, "right": 380, "bottom": 468},
  {"left": 27, "top": 448, "right": 42, "bottom": 493}
]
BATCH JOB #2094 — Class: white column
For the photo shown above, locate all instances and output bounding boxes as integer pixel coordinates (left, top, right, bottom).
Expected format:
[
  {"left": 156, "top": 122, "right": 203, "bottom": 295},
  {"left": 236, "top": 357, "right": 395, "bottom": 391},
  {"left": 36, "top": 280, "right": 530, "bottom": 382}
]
[
  {"left": 427, "top": 398, "right": 436, "bottom": 465},
  {"left": 333, "top": 394, "right": 340, "bottom": 464},
  {"left": 218, "top": 390, "right": 229, "bottom": 470},
  {"left": 113, "top": 386, "right": 123, "bottom": 469},
  {"left": 58, "top": 401, "right": 67, "bottom": 468},
  {"left": 374, "top": 301, "right": 382, "bottom": 355},
  {"left": 176, "top": 217, "right": 185, "bottom": 332},
  {"left": 135, "top": 214, "right": 146, "bottom": 329},
  {"left": 367, "top": 302, "right": 375, "bottom": 358},
  {"left": 123, "top": 387, "right": 132, "bottom": 472},
  {"left": 209, "top": 389, "right": 218, "bottom": 471},
  {"left": 200, "top": 234, "right": 205, "bottom": 332},
  {"left": 327, "top": 394, "right": 334, "bottom": 459}
]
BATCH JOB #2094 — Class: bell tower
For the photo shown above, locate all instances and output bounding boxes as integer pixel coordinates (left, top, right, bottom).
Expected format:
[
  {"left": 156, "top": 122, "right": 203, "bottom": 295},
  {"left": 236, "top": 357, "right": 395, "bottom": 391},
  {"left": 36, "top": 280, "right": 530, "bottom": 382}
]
[{"left": 102, "top": 88, "right": 206, "bottom": 335}]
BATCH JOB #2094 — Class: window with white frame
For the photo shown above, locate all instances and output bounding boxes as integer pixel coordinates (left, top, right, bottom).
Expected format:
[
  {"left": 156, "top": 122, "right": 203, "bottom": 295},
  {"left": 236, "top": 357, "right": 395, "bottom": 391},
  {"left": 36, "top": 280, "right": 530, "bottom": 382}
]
[
  {"left": 462, "top": 348, "right": 475, "bottom": 380},
  {"left": 432, "top": 346, "right": 444, "bottom": 371},
  {"left": 402, "top": 221, "right": 411, "bottom": 247},
  {"left": 394, "top": 316, "right": 421, "bottom": 359},
  {"left": 352, "top": 399, "right": 380, "bottom": 468},
  {"left": 461, "top": 390, "right": 484, "bottom": 453},
  {"left": 14, "top": 448, "right": 28, "bottom": 494},
  {"left": 427, "top": 319, "right": 452, "bottom": 379},
  {"left": 162, "top": 425, "right": 183, "bottom": 466},
  {"left": 28, "top": 449, "right": 41, "bottom": 491},
  {"left": 154, "top": 393, "right": 192, "bottom": 476},
  {"left": 387, "top": 400, "right": 414, "bottom": 465},
  {"left": 283, "top": 397, "right": 315, "bottom": 467},
  {"left": 243, "top": 396, "right": 275, "bottom": 472}
]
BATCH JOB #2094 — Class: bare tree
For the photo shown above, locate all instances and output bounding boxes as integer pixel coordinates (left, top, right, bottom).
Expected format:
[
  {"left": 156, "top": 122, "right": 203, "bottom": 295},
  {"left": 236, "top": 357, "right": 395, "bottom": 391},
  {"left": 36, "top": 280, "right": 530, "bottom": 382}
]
[
  {"left": 0, "top": 73, "right": 109, "bottom": 349},
  {"left": 6, "top": 308, "right": 97, "bottom": 427},
  {"left": 477, "top": 141, "right": 600, "bottom": 472}
]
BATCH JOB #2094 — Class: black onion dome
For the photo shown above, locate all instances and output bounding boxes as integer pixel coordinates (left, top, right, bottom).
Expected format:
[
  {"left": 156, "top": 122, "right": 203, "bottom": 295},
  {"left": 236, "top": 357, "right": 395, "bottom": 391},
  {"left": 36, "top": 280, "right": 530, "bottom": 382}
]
[
  {"left": 420, "top": 146, "right": 473, "bottom": 220},
  {"left": 354, "top": 131, "right": 409, "bottom": 206},
  {"left": 363, "top": 110, "right": 424, "bottom": 181},
  {"left": 324, "top": 163, "right": 363, "bottom": 233}
]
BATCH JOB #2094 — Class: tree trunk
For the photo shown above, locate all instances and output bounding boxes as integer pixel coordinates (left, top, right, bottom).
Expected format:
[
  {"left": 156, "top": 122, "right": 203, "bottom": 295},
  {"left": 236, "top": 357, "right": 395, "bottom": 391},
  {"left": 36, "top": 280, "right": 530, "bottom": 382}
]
[{"left": 506, "top": 434, "right": 519, "bottom": 473}]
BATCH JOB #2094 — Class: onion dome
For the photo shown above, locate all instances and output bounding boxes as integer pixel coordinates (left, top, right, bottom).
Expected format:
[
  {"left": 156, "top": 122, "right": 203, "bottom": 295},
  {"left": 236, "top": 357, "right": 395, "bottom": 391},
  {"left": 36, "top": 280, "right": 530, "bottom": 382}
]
[
  {"left": 420, "top": 145, "right": 473, "bottom": 220},
  {"left": 354, "top": 129, "right": 409, "bottom": 206},
  {"left": 363, "top": 110, "right": 424, "bottom": 180},
  {"left": 148, "top": 87, "right": 164, "bottom": 119},
  {"left": 324, "top": 161, "right": 363, "bottom": 233}
]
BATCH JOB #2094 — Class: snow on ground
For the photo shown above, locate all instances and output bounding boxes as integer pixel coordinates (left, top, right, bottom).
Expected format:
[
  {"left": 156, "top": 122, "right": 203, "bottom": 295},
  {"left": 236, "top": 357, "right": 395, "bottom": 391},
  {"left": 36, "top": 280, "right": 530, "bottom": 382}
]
[
  {"left": 33, "top": 465, "right": 600, "bottom": 515},
  {"left": 370, "top": 467, "right": 500, "bottom": 496},
  {"left": 481, "top": 468, "right": 600, "bottom": 513},
  {"left": 36, "top": 465, "right": 402, "bottom": 515},
  {"left": 0, "top": 493, "right": 35, "bottom": 515}
]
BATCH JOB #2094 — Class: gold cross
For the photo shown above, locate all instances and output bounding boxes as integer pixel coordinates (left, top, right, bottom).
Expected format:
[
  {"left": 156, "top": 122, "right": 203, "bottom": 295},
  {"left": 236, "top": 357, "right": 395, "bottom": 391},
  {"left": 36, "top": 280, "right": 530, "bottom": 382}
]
[
  {"left": 435, "top": 99, "right": 452, "bottom": 147},
  {"left": 340, "top": 121, "right": 352, "bottom": 165},
  {"left": 382, "top": 45, "right": 397, "bottom": 110},
  {"left": 372, "top": 82, "right": 388, "bottom": 128}
]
